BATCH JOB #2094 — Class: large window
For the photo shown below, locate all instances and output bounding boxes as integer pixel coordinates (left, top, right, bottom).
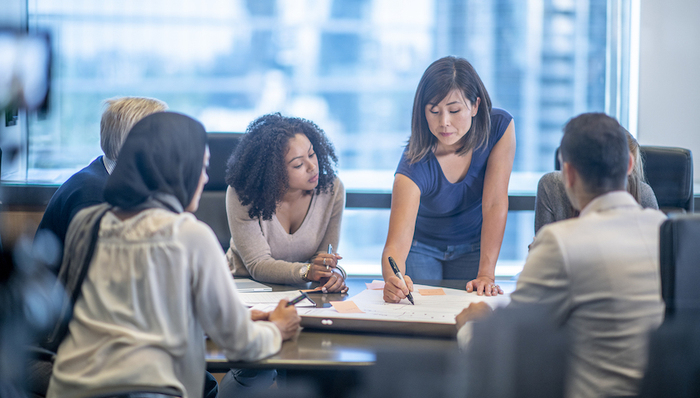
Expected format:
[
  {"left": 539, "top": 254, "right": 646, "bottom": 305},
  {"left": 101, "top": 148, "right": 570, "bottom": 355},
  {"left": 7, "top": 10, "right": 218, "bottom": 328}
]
[{"left": 15, "top": 0, "right": 634, "bottom": 275}]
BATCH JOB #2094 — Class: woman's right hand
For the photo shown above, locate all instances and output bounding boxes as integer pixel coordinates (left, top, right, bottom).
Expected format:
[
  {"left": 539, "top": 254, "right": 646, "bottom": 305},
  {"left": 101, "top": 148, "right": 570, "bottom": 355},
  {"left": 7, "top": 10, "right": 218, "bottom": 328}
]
[
  {"left": 383, "top": 274, "right": 414, "bottom": 303},
  {"left": 268, "top": 300, "right": 301, "bottom": 341}
]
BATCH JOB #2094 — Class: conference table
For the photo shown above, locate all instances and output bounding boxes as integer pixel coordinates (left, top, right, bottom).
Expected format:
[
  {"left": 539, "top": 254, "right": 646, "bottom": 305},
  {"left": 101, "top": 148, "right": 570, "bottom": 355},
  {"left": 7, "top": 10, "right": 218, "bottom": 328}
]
[{"left": 206, "top": 277, "right": 516, "bottom": 373}]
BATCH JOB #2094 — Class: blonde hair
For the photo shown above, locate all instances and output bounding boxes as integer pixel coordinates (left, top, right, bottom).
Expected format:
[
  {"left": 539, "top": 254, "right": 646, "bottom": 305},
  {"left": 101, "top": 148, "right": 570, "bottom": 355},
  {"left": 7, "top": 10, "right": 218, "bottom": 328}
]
[
  {"left": 100, "top": 97, "right": 168, "bottom": 160},
  {"left": 626, "top": 130, "right": 646, "bottom": 202}
]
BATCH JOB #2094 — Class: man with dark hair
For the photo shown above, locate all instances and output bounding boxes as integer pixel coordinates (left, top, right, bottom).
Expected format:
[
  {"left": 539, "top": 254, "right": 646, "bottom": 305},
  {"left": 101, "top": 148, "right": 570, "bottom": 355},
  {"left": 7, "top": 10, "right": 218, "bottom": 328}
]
[
  {"left": 456, "top": 113, "right": 667, "bottom": 398},
  {"left": 559, "top": 113, "right": 631, "bottom": 197}
]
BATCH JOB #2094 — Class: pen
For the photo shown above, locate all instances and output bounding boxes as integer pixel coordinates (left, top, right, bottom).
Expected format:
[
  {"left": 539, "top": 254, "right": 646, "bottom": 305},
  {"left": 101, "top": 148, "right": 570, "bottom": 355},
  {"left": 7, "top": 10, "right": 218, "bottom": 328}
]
[
  {"left": 387, "top": 256, "right": 414, "bottom": 305},
  {"left": 286, "top": 291, "right": 310, "bottom": 307},
  {"left": 326, "top": 244, "right": 333, "bottom": 270}
]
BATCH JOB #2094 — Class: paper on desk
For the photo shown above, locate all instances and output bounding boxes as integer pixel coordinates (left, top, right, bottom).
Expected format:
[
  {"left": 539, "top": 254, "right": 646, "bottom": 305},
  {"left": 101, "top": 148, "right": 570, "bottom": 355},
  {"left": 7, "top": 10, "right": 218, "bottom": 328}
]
[
  {"left": 365, "top": 280, "right": 385, "bottom": 290},
  {"left": 238, "top": 291, "right": 315, "bottom": 307},
  {"left": 330, "top": 300, "right": 364, "bottom": 313},
  {"left": 296, "top": 284, "right": 511, "bottom": 325},
  {"left": 418, "top": 288, "right": 446, "bottom": 296}
]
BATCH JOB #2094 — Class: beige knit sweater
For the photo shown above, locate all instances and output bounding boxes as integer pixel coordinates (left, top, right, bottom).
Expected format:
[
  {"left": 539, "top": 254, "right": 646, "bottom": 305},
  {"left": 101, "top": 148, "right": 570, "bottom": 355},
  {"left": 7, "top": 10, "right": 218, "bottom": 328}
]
[{"left": 226, "top": 178, "right": 345, "bottom": 284}]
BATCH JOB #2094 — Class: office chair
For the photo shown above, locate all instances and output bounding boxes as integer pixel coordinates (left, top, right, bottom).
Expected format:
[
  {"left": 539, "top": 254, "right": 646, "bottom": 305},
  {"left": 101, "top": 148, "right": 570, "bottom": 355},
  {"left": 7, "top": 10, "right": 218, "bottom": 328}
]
[
  {"left": 554, "top": 145, "right": 694, "bottom": 213},
  {"left": 659, "top": 213, "right": 700, "bottom": 317},
  {"left": 641, "top": 146, "right": 693, "bottom": 213},
  {"left": 637, "top": 314, "right": 700, "bottom": 398},
  {"left": 464, "top": 304, "right": 568, "bottom": 398},
  {"left": 193, "top": 133, "right": 244, "bottom": 251}
]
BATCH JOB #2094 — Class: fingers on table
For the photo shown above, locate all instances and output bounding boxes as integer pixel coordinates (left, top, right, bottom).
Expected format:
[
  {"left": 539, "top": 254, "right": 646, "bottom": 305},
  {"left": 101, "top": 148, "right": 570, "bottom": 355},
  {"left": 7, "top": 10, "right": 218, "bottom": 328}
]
[{"left": 323, "top": 273, "right": 345, "bottom": 292}]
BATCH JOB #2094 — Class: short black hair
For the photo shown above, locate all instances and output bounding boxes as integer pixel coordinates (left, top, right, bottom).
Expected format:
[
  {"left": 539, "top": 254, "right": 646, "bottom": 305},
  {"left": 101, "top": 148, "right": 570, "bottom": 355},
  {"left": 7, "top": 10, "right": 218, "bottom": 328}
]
[
  {"left": 225, "top": 113, "right": 338, "bottom": 220},
  {"left": 560, "top": 113, "right": 629, "bottom": 195}
]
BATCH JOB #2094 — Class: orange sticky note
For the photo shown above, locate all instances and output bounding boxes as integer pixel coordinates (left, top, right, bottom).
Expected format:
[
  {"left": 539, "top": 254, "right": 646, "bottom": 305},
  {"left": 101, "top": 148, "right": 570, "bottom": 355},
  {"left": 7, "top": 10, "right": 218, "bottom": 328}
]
[
  {"left": 418, "top": 288, "right": 446, "bottom": 296},
  {"left": 330, "top": 300, "right": 364, "bottom": 313}
]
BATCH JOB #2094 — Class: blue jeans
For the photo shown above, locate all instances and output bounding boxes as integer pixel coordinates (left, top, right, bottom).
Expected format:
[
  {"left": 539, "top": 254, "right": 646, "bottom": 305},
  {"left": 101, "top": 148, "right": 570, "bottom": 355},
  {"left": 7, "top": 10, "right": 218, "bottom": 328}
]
[
  {"left": 218, "top": 369, "right": 277, "bottom": 397},
  {"left": 405, "top": 240, "right": 480, "bottom": 280}
]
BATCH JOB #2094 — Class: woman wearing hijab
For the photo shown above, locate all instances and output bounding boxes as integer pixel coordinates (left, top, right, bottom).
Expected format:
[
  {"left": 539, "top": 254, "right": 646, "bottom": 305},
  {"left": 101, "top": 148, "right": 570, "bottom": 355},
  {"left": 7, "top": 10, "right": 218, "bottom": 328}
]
[{"left": 46, "top": 112, "right": 300, "bottom": 398}]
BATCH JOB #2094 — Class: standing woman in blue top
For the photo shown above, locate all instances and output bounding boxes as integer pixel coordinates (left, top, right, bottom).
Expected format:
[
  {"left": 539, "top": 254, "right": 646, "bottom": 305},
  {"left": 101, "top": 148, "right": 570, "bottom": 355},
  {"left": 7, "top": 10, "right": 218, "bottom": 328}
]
[{"left": 382, "top": 56, "right": 515, "bottom": 302}]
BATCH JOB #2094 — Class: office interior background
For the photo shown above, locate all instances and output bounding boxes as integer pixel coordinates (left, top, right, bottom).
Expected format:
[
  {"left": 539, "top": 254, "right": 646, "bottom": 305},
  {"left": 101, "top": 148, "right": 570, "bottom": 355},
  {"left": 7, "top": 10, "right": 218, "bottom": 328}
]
[{"left": 1, "top": 0, "right": 698, "bottom": 276}]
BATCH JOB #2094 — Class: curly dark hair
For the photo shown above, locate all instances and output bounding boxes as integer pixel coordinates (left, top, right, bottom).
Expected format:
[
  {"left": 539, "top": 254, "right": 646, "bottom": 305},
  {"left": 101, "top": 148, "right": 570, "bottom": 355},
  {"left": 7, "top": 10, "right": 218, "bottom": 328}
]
[{"left": 225, "top": 113, "right": 338, "bottom": 220}]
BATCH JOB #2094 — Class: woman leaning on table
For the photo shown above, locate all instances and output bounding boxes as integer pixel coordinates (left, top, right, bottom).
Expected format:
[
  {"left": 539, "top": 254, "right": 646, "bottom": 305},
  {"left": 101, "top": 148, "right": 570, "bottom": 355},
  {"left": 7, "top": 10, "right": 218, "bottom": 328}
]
[
  {"left": 225, "top": 113, "right": 348, "bottom": 294},
  {"left": 382, "top": 56, "right": 516, "bottom": 303}
]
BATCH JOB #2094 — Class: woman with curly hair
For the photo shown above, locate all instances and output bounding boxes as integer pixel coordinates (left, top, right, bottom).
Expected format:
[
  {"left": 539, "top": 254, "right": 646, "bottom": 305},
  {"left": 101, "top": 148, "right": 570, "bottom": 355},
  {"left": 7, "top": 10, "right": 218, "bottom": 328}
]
[{"left": 225, "top": 113, "right": 348, "bottom": 293}]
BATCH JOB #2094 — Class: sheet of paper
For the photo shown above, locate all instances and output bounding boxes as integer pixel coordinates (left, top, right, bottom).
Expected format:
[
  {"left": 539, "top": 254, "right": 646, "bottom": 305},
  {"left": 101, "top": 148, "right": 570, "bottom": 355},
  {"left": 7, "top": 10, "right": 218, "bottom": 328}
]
[
  {"left": 296, "top": 284, "right": 511, "bottom": 325},
  {"left": 233, "top": 278, "right": 272, "bottom": 292},
  {"left": 418, "top": 288, "right": 446, "bottom": 296},
  {"left": 365, "top": 280, "right": 385, "bottom": 290},
  {"left": 238, "top": 291, "right": 315, "bottom": 307},
  {"left": 330, "top": 301, "right": 364, "bottom": 313}
]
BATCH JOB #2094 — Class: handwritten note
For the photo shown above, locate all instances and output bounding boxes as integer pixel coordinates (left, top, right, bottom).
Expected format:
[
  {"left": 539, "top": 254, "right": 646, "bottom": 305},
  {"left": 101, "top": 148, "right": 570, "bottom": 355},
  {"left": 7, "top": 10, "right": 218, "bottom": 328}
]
[
  {"left": 330, "top": 300, "right": 364, "bottom": 313},
  {"left": 365, "top": 280, "right": 385, "bottom": 290},
  {"left": 418, "top": 288, "right": 446, "bottom": 296}
]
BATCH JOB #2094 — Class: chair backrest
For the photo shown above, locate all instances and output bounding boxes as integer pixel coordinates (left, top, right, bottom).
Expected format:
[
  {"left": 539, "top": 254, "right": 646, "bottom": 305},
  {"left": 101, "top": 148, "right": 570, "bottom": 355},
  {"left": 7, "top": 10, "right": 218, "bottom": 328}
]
[
  {"left": 660, "top": 214, "right": 700, "bottom": 317},
  {"left": 554, "top": 145, "right": 694, "bottom": 213},
  {"left": 638, "top": 314, "right": 700, "bottom": 398},
  {"left": 204, "top": 132, "right": 244, "bottom": 191},
  {"left": 641, "top": 146, "right": 693, "bottom": 213},
  {"left": 194, "top": 132, "right": 244, "bottom": 251}
]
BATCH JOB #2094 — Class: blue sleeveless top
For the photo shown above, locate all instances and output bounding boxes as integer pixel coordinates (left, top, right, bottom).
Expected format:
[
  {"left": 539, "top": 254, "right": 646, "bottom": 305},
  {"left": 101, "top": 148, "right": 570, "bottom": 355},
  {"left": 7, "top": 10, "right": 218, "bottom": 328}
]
[{"left": 395, "top": 108, "right": 513, "bottom": 248}]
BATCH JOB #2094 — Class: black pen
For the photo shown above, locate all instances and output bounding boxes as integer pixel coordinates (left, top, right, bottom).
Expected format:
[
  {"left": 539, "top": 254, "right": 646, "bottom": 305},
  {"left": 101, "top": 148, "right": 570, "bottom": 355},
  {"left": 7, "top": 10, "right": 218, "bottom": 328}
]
[
  {"left": 387, "top": 257, "right": 414, "bottom": 305},
  {"left": 286, "top": 291, "right": 310, "bottom": 307}
]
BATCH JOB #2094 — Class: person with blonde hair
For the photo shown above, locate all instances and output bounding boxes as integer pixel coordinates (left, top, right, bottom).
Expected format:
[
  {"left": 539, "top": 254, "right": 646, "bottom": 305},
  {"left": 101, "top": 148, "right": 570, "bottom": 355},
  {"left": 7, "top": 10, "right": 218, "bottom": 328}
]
[
  {"left": 46, "top": 112, "right": 300, "bottom": 398},
  {"left": 37, "top": 96, "right": 168, "bottom": 246}
]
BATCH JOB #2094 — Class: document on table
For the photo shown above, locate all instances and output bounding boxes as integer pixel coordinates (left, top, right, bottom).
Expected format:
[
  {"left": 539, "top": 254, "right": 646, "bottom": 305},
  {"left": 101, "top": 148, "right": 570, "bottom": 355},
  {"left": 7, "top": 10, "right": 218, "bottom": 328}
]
[
  {"left": 239, "top": 291, "right": 315, "bottom": 307},
  {"left": 233, "top": 278, "right": 272, "bottom": 292},
  {"left": 252, "top": 284, "right": 510, "bottom": 325}
]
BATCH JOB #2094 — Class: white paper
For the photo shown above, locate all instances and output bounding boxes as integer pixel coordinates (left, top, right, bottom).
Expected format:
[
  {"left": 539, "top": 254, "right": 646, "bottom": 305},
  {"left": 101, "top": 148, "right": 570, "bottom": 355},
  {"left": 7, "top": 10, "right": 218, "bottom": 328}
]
[
  {"left": 258, "top": 284, "right": 511, "bottom": 325},
  {"left": 238, "top": 290, "right": 315, "bottom": 307}
]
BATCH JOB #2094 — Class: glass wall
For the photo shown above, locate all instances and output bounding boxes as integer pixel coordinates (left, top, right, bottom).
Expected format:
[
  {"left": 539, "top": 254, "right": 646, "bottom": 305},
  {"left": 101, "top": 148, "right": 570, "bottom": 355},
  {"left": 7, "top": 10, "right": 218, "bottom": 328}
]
[{"left": 23, "top": 0, "right": 617, "bottom": 275}]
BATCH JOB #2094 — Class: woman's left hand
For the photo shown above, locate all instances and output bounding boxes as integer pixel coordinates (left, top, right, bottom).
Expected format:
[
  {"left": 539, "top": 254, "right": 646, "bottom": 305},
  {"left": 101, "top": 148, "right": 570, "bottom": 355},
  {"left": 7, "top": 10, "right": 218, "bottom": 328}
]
[
  {"left": 311, "top": 253, "right": 343, "bottom": 270},
  {"left": 317, "top": 269, "right": 349, "bottom": 294},
  {"left": 466, "top": 275, "right": 504, "bottom": 296}
]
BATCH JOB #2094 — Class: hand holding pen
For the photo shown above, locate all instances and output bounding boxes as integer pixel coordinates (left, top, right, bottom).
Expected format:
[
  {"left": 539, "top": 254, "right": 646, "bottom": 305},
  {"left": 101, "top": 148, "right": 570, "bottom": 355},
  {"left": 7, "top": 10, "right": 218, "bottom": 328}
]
[
  {"left": 310, "top": 244, "right": 342, "bottom": 273},
  {"left": 308, "top": 244, "right": 348, "bottom": 293},
  {"left": 383, "top": 257, "right": 415, "bottom": 304}
]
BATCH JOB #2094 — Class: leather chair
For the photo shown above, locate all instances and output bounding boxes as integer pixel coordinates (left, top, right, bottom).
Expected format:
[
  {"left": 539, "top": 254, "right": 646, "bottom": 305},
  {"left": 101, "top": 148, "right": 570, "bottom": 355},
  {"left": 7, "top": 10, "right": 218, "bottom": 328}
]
[
  {"left": 659, "top": 213, "right": 700, "bottom": 317},
  {"left": 641, "top": 146, "right": 693, "bottom": 213},
  {"left": 637, "top": 314, "right": 700, "bottom": 398},
  {"left": 193, "top": 133, "right": 244, "bottom": 251},
  {"left": 554, "top": 145, "right": 694, "bottom": 213}
]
